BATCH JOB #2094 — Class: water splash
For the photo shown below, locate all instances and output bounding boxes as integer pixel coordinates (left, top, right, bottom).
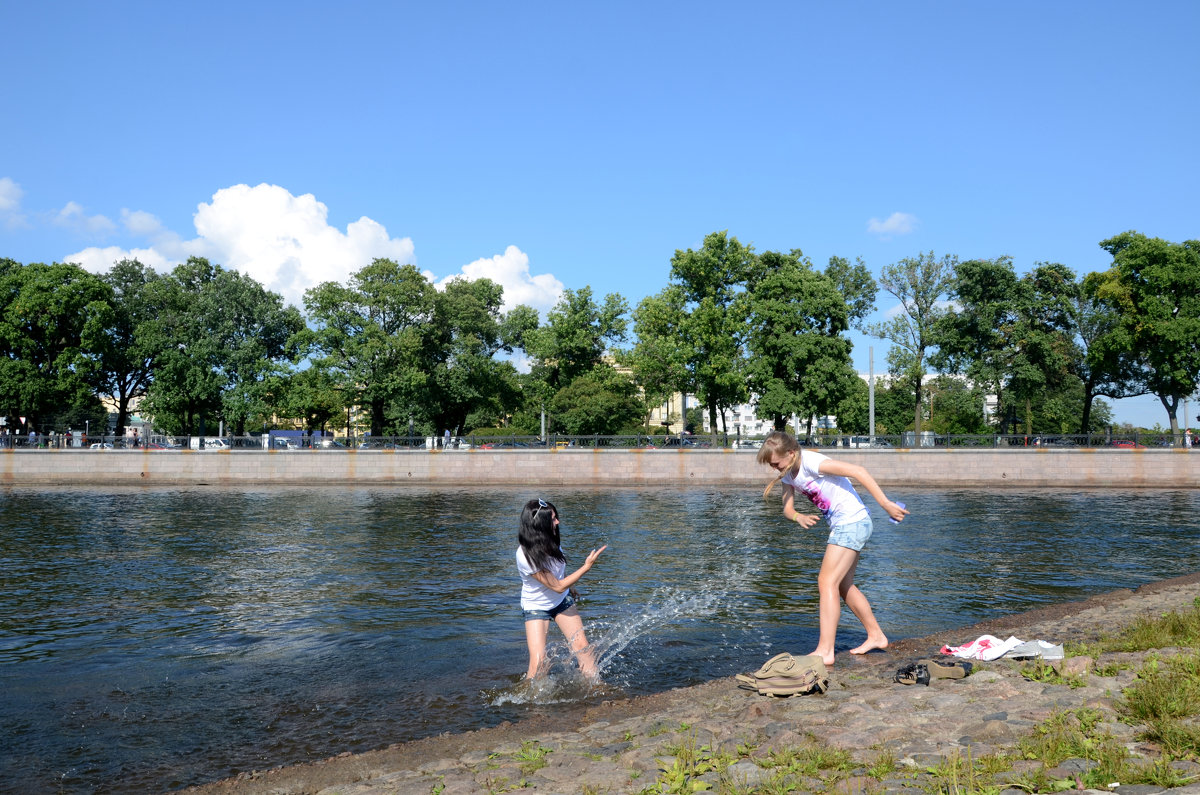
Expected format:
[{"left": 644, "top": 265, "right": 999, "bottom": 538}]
[{"left": 487, "top": 584, "right": 738, "bottom": 706}]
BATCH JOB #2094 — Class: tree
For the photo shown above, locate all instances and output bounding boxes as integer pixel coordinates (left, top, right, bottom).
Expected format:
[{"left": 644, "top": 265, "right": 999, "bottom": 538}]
[
  {"left": 867, "top": 252, "right": 957, "bottom": 434},
  {"left": 1007, "top": 262, "right": 1079, "bottom": 435},
  {"left": 743, "top": 250, "right": 858, "bottom": 435},
  {"left": 92, "top": 259, "right": 163, "bottom": 436},
  {"left": 824, "top": 254, "right": 878, "bottom": 329},
  {"left": 1072, "top": 287, "right": 1149, "bottom": 433},
  {"left": 669, "top": 231, "right": 753, "bottom": 438},
  {"left": 624, "top": 288, "right": 689, "bottom": 430},
  {"left": 304, "top": 258, "right": 437, "bottom": 436},
  {"left": 925, "top": 375, "right": 990, "bottom": 435},
  {"left": 274, "top": 366, "right": 347, "bottom": 434},
  {"left": 425, "top": 277, "right": 528, "bottom": 437},
  {"left": 1093, "top": 232, "right": 1200, "bottom": 435},
  {"left": 546, "top": 364, "right": 643, "bottom": 435},
  {"left": 0, "top": 259, "right": 110, "bottom": 434},
  {"left": 932, "top": 257, "right": 1019, "bottom": 429},
  {"left": 141, "top": 257, "right": 304, "bottom": 435},
  {"left": 522, "top": 286, "right": 629, "bottom": 391}
]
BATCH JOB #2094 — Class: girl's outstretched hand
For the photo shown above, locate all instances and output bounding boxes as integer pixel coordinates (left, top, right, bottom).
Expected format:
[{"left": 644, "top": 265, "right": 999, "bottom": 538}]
[{"left": 584, "top": 545, "right": 608, "bottom": 567}]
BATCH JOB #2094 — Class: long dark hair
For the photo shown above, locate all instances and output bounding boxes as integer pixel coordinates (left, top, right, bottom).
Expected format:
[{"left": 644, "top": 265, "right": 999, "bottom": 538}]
[{"left": 518, "top": 498, "right": 564, "bottom": 574}]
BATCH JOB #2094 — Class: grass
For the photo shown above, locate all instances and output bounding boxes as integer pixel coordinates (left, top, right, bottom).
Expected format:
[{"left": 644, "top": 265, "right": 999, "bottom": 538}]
[{"left": 465, "top": 598, "right": 1200, "bottom": 795}]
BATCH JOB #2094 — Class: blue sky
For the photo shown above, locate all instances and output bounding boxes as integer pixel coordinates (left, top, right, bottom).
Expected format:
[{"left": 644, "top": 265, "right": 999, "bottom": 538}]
[{"left": 2, "top": 2, "right": 1197, "bottom": 428}]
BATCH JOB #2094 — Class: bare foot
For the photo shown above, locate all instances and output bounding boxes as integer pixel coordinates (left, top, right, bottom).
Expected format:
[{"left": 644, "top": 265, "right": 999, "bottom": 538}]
[
  {"left": 808, "top": 649, "right": 836, "bottom": 667},
  {"left": 848, "top": 634, "right": 889, "bottom": 655}
]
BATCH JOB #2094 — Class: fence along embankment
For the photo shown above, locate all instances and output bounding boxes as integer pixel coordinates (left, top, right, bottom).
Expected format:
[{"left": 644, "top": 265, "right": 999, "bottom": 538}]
[{"left": 1, "top": 448, "right": 1196, "bottom": 487}]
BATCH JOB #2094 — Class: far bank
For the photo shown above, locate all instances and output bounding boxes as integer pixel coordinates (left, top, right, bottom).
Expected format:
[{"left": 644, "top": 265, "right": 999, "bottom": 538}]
[{"left": 2, "top": 447, "right": 1196, "bottom": 487}]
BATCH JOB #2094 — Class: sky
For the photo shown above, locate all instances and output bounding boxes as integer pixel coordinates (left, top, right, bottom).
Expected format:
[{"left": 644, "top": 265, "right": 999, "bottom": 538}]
[{"left": 2, "top": 2, "right": 1197, "bottom": 429}]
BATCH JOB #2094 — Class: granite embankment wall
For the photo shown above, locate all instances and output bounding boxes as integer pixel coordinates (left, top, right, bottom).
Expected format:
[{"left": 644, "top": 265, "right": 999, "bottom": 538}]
[{"left": 1, "top": 448, "right": 1196, "bottom": 488}]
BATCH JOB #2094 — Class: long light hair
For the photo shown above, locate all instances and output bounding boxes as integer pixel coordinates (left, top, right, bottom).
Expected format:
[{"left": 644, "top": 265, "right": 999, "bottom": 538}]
[{"left": 756, "top": 431, "right": 800, "bottom": 498}]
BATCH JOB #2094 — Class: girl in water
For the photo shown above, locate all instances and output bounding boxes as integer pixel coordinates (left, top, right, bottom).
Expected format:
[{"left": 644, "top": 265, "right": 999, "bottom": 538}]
[
  {"left": 516, "top": 498, "right": 607, "bottom": 680},
  {"left": 757, "top": 431, "right": 908, "bottom": 666}
]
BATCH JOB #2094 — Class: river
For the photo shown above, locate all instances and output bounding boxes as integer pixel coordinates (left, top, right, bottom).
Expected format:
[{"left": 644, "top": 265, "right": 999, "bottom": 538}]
[{"left": 1, "top": 485, "right": 1197, "bottom": 793}]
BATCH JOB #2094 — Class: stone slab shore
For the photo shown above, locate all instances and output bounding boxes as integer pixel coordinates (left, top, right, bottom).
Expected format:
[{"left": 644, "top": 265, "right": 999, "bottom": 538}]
[{"left": 179, "top": 572, "right": 1200, "bottom": 795}]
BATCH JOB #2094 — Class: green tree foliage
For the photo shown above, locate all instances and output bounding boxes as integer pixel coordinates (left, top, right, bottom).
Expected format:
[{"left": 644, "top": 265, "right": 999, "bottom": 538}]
[
  {"left": 932, "top": 256, "right": 1020, "bottom": 427},
  {"left": 668, "top": 231, "right": 753, "bottom": 437},
  {"left": 870, "top": 378, "right": 917, "bottom": 436},
  {"left": 304, "top": 258, "right": 437, "bottom": 436},
  {"left": 1093, "top": 232, "right": 1200, "bottom": 434},
  {"left": 521, "top": 286, "right": 629, "bottom": 433},
  {"left": 1008, "top": 263, "right": 1080, "bottom": 435},
  {"left": 1072, "top": 289, "right": 1148, "bottom": 434},
  {"left": 824, "top": 254, "right": 878, "bottom": 329},
  {"left": 425, "top": 277, "right": 527, "bottom": 436},
  {"left": 273, "top": 366, "right": 347, "bottom": 434},
  {"left": 743, "top": 250, "right": 858, "bottom": 435},
  {"left": 0, "top": 259, "right": 110, "bottom": 433},
  {"left": 546, "top": 364, "right": 644, "bottom": 435},
  {"left": 625, "top": 288, "right": 689, "bottom": 430},
  {"left": 925, "top": 375, "right": 990, "bottom": 435},
  {"left": 93, "top": 259, "right": 163, "bottom": 435},
  {"left": 140, "top": 257, "right": 304, "bottom": 435},
  {"left": 522, "top": 286, "right": 628, "bottom": 390}
]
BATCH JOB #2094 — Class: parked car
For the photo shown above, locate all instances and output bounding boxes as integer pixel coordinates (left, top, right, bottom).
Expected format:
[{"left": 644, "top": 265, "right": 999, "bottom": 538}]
[
  {"left": 89, "top": 442, "right": 113, "bottom": 449},
  {"left": 734, "top": 439, "right": 762, "bottom": 449},
  {"left": 844, "top": 436, "right": 891, "bottom": 448},
  {"left": 1111, "top": 439, "right": 1146, "bottom": 448}
]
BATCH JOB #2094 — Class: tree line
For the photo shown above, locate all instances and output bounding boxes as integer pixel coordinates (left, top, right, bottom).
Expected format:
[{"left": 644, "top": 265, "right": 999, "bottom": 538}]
[{"left": 1, "top": 229, "right": 1196, "bottom": 441}]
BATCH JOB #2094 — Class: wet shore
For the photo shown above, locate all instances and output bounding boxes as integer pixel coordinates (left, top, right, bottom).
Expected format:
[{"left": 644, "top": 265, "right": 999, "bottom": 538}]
[{"left": 178, "top": 572, "right": 1200, "bottom": 795}]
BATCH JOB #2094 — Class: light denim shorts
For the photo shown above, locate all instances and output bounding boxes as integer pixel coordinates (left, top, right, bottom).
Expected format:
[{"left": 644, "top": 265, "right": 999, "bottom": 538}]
[
  {"left": 827, "top": 517, "right": 873, "bottom": 552},
  {"left": 522, "top": 593, "right": 575, "bottom": 622}
]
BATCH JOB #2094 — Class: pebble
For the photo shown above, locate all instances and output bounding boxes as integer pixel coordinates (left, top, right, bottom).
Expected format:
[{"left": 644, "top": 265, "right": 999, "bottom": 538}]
[{"left": 179, "top": 573, "right": 1200, "bottom": 795}]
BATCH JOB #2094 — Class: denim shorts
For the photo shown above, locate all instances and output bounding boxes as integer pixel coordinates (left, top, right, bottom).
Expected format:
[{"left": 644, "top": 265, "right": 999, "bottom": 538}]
[
  {"left": 522, "top": 593, "right": 575, "bottom": 622},
  {"left": 827, "top": 517, "right": 873, "bottom": 552}
]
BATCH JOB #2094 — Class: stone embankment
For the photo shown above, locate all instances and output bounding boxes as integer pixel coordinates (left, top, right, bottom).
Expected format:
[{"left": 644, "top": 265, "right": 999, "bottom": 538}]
[
  {"left": 181, "top": 573, "right": 1200, "bottom": 795},
  {"left": 6, "top": 447, "right": 1199, "bottom": 488}
]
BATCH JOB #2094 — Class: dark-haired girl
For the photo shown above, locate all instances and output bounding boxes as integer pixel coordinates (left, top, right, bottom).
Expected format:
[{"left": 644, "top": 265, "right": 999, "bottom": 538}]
[{"left": 516, "top": 498, "right": 607, "bottom": 680}]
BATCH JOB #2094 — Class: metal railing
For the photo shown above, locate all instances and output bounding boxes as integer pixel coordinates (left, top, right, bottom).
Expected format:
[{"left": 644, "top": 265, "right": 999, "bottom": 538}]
[{"left": 4, "top": 430, "right": 1194, "bottom": 450}]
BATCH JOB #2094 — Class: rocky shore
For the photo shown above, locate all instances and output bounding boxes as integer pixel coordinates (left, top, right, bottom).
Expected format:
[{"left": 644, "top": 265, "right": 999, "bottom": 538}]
[{"left": 179, "top": 572, "right": 1200, "bottom": 795}]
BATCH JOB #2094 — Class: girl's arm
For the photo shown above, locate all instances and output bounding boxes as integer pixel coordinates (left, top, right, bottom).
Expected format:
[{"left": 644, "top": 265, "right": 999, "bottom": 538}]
[
  {"left": 531, "top": 545, "right": 608, "bottom": 593},
  {"left": 782, "top": 483, "right": 821, "bottom": 529},
  {"left": 817, "top": 458, "right": 909, "bottom": 522}
]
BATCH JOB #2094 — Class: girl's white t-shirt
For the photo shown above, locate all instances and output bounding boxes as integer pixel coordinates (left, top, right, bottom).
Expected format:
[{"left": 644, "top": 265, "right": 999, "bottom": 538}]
[
  {"left": 516, "top": 547, "right": 568, "bottom": 611},
  {"left": 781, "top": 450, "right": 869, "bottom": 527}
]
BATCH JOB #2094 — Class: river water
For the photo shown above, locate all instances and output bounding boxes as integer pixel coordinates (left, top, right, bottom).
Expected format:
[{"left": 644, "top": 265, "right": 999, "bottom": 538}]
[{"left": 1, "top": 485, "right": 1198, "bottom": 794}]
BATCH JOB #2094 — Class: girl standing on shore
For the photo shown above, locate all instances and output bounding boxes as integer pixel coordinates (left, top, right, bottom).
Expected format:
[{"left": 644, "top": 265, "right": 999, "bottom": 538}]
[
  {"left": 757, "top": 431, "right": 908, "bottom": 666},
  {"left": 516, "top": 498, "right": 607, "bottom": 681}
]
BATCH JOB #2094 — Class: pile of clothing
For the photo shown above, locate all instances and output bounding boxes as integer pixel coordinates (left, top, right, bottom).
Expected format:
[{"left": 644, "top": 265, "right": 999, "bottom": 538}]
[{"left": 939, "top": 635, "right": 1064, "bottom": 661}]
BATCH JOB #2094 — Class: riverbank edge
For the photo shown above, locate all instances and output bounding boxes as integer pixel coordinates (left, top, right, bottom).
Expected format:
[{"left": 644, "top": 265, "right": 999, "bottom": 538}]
[
  {"left": 6, "top": 447, "right": 1199, "bottom": 488},
  {"left": 177, "top": 571, "right": 1200, "bottom": 795}
]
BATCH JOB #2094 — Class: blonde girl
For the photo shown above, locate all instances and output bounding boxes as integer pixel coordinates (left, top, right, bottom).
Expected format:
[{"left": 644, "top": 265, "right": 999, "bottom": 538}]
[{"left": 757, "top": 431, "right": 908, "bottom": 666}]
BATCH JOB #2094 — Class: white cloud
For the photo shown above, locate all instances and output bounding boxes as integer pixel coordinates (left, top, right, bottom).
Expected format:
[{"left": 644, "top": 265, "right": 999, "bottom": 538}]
[
  {"left": 0, "top": 177, "right": 28, "bottom": 228},
  {"left": 61, "top": 183, "right": 564, "bottom": 316},
  {"left": 191, "top": 184, "right": 416, "bottom": 308},
  {"left": 867, "top": 211, "right": 919, "bottom": 238},
  {"left": 54, "top": 201, "right": 117, "bottom": 236},
  {"left": 438, "top": 244, "right": 564, "bottom": 315}
]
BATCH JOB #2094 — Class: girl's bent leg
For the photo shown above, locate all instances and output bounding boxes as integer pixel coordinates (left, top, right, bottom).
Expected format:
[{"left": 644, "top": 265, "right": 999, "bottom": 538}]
[
  {"left": 843, "top": 583, "right": 888, "bottom": 656},
  {"left": 554, "top": 607, "right": 599, "bottom": 680},
  {"left": 524, "top": 619, "right": 550, "bottom": 679},
  {"left": 812, "top": 544, "right": 886, "bottom": 665}
]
